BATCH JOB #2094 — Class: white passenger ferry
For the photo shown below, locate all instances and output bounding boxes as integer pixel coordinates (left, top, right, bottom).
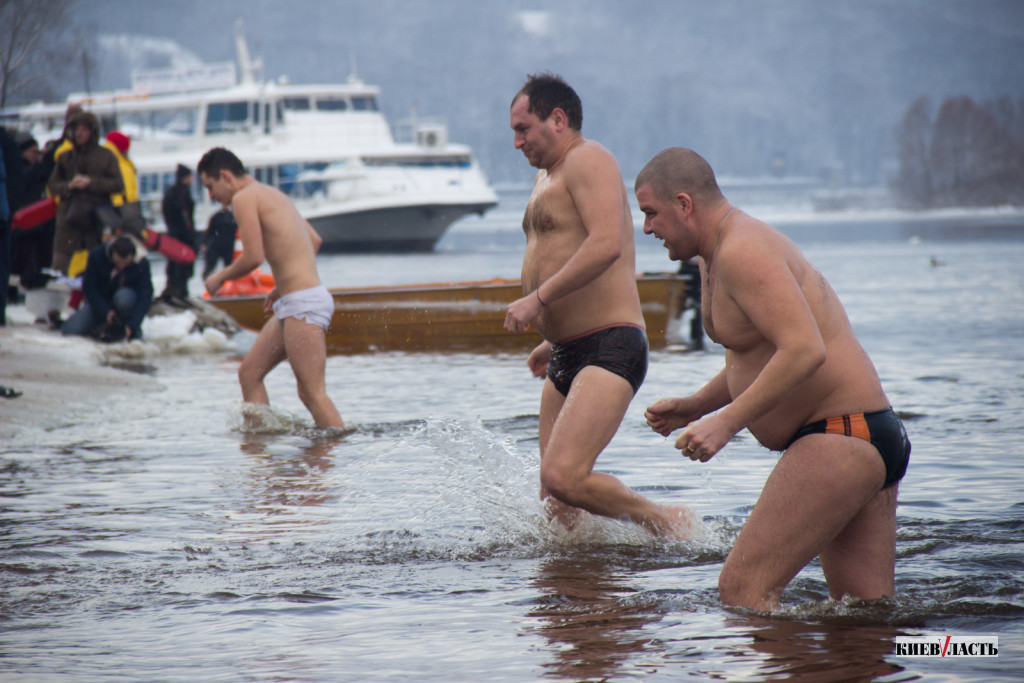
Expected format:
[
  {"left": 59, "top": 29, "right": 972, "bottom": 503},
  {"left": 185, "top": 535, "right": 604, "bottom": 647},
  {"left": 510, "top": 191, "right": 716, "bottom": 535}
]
[{"left": 1, "top": 22, "right": 498, "bottom": 252}]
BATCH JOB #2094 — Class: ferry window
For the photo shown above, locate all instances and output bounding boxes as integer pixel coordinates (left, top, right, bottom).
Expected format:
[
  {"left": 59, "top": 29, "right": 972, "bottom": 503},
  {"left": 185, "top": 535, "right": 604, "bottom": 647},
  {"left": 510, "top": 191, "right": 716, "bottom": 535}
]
[
  {"left": 205, "top": 101, "right": 250, "bottom": 134},
  {"left": 140, "top": 174, "right": 158, "bottom": 196},
  {"left": 278, "top": 164, "right": 299, "bottom": 195},
  {"left": 111, "top": 108, "right": 194, "bottom": 138},
  {"left": 351, "top": 96, "right": 378, "bottom": 111},
  {"left": 316, "top": 98, "right": 348, "bottom": 111},
  {"left": 164, "top": 109, "right": 195, "bottom": 135},
  {"left": 277, "top": 163, "right": 326, "bottom": 197},
  {"left": 283, "top": 97, "right": 311, "bottom": 111}
]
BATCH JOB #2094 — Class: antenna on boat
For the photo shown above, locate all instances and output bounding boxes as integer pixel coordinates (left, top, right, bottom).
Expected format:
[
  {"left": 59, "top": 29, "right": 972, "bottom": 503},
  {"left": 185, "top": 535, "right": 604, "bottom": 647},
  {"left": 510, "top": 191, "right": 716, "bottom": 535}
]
[
  {"left": 234, "top": 19, "right": 263, "bottom": 85},
  {"left": 348, "top": 51, "right": 360, "bottom": 83}
]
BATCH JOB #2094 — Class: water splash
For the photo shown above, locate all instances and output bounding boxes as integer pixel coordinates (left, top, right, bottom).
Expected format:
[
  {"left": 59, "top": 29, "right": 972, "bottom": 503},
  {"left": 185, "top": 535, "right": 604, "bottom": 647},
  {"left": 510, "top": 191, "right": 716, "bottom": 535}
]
[{"left": 230, "top": 402, "right": 304, "bottom": 434}]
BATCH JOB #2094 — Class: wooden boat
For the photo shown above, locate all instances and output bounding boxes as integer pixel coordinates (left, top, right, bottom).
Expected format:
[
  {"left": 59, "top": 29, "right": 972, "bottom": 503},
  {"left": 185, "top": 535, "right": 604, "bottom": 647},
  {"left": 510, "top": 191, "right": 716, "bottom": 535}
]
[{"left": 207, "top": 273, "right": 695, "bottom": 354}]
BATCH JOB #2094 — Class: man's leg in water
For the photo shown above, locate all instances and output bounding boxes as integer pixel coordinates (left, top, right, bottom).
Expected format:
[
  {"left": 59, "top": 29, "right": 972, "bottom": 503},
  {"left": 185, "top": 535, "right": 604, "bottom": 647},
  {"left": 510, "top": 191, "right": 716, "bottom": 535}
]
[
  {"left": 539, "top": 365, "right": 695, "bottom": 537},
  {"left": 238, "top": 315, "right": 287, "bottom": 406},
  {"left": 283, "top": 317, "right": 344, "bottom": 429},
  {"left": 717, "top": 433, "right": 892, "bottom": 611}
]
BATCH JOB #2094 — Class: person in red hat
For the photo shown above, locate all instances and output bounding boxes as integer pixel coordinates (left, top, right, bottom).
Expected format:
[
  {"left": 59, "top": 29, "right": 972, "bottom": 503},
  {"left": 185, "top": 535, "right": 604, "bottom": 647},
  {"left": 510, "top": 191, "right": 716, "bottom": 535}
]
[{"left": 101, "top": 131, "right": 144, "bottom": 234}]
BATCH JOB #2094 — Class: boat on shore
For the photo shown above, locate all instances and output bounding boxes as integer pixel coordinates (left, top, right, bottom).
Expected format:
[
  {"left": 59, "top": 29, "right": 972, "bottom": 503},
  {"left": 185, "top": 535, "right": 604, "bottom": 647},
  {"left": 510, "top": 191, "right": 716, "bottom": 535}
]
[
  {"left": 206, "top": 273, "right": 698, "bottom": 354},
  {"left": 0, "top": 21, "right": 498, "bottom": 253}
]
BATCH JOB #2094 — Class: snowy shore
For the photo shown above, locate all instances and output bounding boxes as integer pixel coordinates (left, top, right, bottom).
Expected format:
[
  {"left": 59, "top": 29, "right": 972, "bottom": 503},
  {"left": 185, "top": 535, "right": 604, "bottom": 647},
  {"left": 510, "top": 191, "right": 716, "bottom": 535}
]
[{"left": 0, "top": 304, "right": 238, "bottom": 442}]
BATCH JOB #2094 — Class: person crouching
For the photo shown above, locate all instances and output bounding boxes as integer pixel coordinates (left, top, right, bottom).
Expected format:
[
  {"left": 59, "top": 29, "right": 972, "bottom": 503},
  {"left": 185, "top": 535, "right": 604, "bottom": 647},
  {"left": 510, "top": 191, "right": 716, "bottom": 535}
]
[{"left": 61, "top": 236, "right": 153, "bottom": 342}]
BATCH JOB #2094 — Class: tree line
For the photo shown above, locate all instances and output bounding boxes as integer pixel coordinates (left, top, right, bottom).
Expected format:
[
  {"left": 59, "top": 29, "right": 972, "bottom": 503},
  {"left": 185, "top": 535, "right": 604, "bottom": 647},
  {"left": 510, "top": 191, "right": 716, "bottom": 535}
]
[{"left": 894, "top": 95, "right": 1024, "bottom": 208}]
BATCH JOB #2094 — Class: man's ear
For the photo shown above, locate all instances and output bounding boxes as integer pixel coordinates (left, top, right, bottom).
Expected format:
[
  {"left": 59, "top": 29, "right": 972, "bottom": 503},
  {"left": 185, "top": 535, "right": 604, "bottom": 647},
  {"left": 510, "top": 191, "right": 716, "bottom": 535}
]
[
  {"left": 550, "top": 107, "right": 568, "bottom": 132},
  {"left": 674, "top": 192, "right": 693, "bottom": 216}
]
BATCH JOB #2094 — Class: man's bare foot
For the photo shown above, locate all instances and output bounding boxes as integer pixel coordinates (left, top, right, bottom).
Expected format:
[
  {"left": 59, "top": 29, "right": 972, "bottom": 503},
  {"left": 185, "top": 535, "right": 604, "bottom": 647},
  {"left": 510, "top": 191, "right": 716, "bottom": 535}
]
[
  {"left": 542, "top": 494, "right": 585, "bottom": 530},
  {"left": 652, "top": 504, "right": 704, "bottom": 540}
]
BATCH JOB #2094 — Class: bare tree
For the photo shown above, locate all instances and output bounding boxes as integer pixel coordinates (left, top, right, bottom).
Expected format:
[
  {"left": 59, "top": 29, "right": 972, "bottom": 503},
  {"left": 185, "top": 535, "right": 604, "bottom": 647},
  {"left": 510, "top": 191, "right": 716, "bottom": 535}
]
[
  {"left": 0, "top": 0, "right": 75, "bottom": 109},
  {"left": 894, "top": 96, "right": 933, "bottom": 208}
]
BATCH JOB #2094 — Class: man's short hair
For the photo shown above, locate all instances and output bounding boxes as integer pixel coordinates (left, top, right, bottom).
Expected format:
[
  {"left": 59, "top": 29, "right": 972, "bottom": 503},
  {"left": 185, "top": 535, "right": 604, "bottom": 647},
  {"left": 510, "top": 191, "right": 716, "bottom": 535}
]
[
  {"left": 109, "top": 236, "right": 136, "bottom": 259},
  {"left": 513, "top": 72, "right": 583, "bottom": 131},
  {"left": 636, "top": 148, "right": 724, "bottom": 205},
  {"left": 197, "top": 147, "right": 246, "bottom": 179}
]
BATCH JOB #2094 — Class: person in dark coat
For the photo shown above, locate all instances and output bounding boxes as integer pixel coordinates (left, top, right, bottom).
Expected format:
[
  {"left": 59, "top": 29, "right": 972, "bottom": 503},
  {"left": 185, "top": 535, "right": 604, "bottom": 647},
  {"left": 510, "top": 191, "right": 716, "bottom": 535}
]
[
  {"left": 46, "top": 110, "right": 124, "bottom": 274},
  {"left": 61, "top": 236, "right": 153, "bottom": 341},
  {"left": 16, "top": 132, "right": 47, "bottom": 202},
  {"left": 1, "top": 127, "right": 27, "bottom": 323},
  {"left": 160, "top": 164, "right": 196, "bottom": 300},
  {"left": 201, "top": 206, "right": 236, "bottom": 278},
  {"left": 0, "top": 139, "right": 9, "bottom": 325},
  {"left": 10, "top": 132, "right": 54, "bottom": 297}
]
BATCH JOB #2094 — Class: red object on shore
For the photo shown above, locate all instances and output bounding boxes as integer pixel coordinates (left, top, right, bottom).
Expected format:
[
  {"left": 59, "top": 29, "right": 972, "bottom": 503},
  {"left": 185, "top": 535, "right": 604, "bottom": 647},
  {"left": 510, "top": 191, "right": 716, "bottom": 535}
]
[
  {"left": 140, "top": 229, "right": 196, "bottom": 265},
  {"left": 12, "top": 196, "right": 194, "bottom": 264},
  {"left": 12, "top": 197, "right": 57, "bottom": 230}
]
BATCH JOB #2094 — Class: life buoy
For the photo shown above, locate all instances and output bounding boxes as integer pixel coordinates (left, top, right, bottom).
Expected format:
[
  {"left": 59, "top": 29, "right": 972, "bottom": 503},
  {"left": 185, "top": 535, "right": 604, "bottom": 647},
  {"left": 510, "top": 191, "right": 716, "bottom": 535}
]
[{"left": 212, "top": 269, "right": 276, "bottom": 297}]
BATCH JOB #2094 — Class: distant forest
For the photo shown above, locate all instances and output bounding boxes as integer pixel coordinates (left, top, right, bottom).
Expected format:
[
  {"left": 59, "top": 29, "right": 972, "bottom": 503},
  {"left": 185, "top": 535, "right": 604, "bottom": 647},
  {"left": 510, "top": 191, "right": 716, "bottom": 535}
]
[{"left": 894, "top": 96, "right": 1024, "bottom": 208}]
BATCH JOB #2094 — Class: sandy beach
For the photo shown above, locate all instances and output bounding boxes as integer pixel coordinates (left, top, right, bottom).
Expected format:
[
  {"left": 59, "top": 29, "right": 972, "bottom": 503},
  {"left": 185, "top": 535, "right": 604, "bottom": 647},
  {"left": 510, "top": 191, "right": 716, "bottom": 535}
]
[{"left": 0, "top": 309, "right": 163, "bottom": 441}]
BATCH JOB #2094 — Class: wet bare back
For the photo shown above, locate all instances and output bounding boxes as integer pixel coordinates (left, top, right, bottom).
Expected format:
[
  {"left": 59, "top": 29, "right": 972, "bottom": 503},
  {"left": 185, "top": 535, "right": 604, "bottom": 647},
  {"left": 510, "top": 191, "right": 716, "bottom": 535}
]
[
  {"left": 702, "top": 214, "right": 889, "bottom": 449},
  {"left": 520, "top": 141, "right": 644, "bottom": 342}
]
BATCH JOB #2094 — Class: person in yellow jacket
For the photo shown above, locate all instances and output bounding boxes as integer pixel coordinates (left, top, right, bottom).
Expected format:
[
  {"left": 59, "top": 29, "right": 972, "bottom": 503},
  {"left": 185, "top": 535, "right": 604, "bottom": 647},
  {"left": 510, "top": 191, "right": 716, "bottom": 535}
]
[
  {"left": 103, "top": 131, "right": 138, "bottom": 206},
  {"left": 100, "top": 131, "right": 145, "bottom": 235}
]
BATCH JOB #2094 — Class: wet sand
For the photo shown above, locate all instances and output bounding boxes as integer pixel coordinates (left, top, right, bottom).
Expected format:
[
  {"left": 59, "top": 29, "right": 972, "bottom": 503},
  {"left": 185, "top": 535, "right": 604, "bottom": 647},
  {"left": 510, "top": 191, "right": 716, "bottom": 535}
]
[{"left": 0, "top": 311, "right": 160, "bottom": 441}]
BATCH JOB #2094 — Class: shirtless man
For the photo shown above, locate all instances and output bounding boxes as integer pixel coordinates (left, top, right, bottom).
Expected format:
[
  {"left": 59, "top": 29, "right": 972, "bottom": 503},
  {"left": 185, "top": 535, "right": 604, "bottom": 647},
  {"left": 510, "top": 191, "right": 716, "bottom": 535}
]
[
  {"left": 505, "top": 74, "right": 694, "bottom": 538},
  {"left": 634, "top": 147, "right": 910, "bottom": 611},
  {"left": 199, "top": 147, "right": 344, "bottom": 429}
]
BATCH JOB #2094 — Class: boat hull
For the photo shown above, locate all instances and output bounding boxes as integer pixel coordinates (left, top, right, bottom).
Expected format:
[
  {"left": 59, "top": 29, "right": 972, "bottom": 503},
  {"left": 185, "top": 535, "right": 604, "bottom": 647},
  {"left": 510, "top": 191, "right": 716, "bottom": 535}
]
[
  {"left": 308, "top": 201, "right": 497, "bottom": 253},
  {"left": 208, "top": 274, "right": 690, "bottom": 354}
]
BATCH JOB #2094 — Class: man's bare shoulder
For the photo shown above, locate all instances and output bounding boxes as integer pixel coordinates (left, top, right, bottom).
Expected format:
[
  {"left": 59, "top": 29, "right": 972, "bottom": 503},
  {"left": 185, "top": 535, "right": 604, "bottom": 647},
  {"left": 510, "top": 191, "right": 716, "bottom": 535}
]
[
  {"left": 715, "top": 219, "right": 793, "bottom": 282},
  {"left": 561, "top": 139, "right": 622, "bottom": 190},
  {"left": 233, "top": 179, "right": 272, "bottom": 202},
  {"left": 232, "top": 179, "right": 293, "bottom": 215},
  {"left": 564, "top": 139, "right": 618, "bottom": 170}
]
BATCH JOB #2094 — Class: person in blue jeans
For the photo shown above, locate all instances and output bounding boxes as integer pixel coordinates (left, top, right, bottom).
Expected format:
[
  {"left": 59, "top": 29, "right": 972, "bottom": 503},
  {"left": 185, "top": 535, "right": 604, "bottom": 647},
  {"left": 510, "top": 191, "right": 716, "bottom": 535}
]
[{"left": 62, "top": 236, "right": 153, "bottom": 342}]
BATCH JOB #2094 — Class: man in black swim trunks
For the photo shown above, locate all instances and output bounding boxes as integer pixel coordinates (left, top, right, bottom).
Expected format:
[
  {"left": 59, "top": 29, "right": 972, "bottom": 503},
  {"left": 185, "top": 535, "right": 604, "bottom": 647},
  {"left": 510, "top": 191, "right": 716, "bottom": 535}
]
[
  {"left": 635, "top": 148, "right": 910, "bottom": 611},
  {"left": 504, "top": 74, "right": 697, "bottom": 538}
]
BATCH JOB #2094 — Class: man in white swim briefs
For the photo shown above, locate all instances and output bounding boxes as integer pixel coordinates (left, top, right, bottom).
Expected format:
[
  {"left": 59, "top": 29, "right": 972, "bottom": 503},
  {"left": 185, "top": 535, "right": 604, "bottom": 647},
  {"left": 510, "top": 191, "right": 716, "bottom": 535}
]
[{"left": 200, "top": 147, "right": 344, "bottom": 429}]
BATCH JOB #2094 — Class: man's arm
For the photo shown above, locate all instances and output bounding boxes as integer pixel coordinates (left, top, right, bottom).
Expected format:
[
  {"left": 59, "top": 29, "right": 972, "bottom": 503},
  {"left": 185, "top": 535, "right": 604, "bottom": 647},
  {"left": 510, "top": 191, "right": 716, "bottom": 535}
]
[
  {"left": 505, "top": 144, "right": 628, "bottom": 330},
  {"left": 46, "top": 157, "right": 71, "bottom": 198},
  {"left": 646, "top": 368, "right": 732, "bottom": 437},
  {"left": 87, "top": 150, "right": 125, "bottom": 195},
  {"left": 527, "top": 340, "right": 553, "bottom": 378},
  {"left": 124, "top": 259, "right": 154, "bottom": 339},
  {"left": 306, "top": 220, "right": 323, "bottom": 254},
  {"left": 81, "top": 251, "right": 112, "bottom": 320},
  {"left": 537, "top": 143, "right": 627, "bottom": 303},
  {"left": 204, "top": 190, "right": 264, "bottom": 294},
  {"left": 680, "top": 238, "right": 827, "bottom": 458}
]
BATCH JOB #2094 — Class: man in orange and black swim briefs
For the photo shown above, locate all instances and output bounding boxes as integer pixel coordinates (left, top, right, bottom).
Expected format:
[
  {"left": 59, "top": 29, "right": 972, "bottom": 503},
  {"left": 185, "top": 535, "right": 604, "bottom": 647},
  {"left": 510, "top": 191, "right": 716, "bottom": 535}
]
[
  {"left": 636, "top": 146, "right": 912, "bottom": 611},
  {"left": 787, "top": 408, "right": 911, "bottom": 489}
]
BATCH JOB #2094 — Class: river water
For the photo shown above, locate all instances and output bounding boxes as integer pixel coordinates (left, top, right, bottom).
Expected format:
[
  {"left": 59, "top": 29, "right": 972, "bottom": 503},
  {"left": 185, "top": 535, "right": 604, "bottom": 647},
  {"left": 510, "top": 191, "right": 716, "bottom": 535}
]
[{"left": 2, "top": 195, "right": 1023, "bottom": 681}]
